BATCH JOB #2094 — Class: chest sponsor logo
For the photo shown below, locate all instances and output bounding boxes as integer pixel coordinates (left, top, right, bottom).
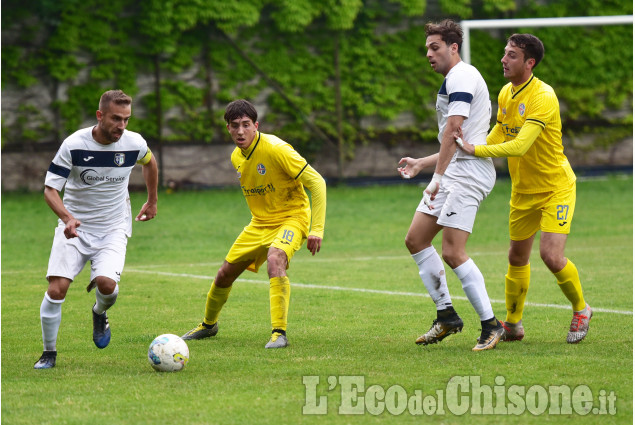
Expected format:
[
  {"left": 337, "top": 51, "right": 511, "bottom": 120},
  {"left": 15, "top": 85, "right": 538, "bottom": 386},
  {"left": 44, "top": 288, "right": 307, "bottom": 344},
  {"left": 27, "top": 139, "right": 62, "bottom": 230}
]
[
  {"left": 114, "top": 153, "right": 125, "bottom": 166},
  {"left": 257, "top": 163, "right": 266, "bottom": 175},
  {"left": 80, "top": 169, "right": 126, "bottom": 185},
  {"left": 242, "top": 183, "right": 275, "bottom": 197},
  {"left": 518, "top": 103, "right": 526, "bottom": 116}
]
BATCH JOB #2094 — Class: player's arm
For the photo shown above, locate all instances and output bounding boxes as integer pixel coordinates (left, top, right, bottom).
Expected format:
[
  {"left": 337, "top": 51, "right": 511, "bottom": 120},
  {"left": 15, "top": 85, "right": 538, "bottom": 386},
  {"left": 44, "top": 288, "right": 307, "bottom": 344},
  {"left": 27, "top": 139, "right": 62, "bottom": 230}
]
[
  {"left": 474, "top": 122, "right": 542, "bottom": 158},
  {"left": 397, "top": 153, "right": 439, "bottom": 179},
  {"left": 435, "top": 115, "right": 464, "bottom": 175},
  {"left": 297, "top": 165, "right": 326, "bottom": 255},
  {"left": 421, "top": 114, "right": 464, "bottom": 207},
  {"left": 486, "top": 121, "right": 505, "bottom": 146},
  {"left": 136, "top": 152, "right": 158, "bottom": 221},
  {"left": 455, "top": 120, "right": 505, "bottom": 155},
  {"left": 44, "top": 185, "right": 81, "bottom": 239}
]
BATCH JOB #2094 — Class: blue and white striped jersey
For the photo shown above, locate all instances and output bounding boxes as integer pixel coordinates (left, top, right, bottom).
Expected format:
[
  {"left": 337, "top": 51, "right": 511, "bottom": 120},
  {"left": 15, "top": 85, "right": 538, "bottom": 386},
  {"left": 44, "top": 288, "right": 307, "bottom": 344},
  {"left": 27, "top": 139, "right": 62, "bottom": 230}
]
[
  {"left": 436, "top": 61, "right": 492, "bottom": 160},
  {"left": 45, "top": 126, "right": 150, "bottom": 235}
]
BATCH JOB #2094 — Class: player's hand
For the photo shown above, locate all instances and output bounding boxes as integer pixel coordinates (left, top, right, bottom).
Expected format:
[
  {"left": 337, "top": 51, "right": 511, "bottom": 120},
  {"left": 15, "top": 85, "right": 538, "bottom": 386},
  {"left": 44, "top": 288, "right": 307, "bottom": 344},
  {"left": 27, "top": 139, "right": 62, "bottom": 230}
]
[
  {"left": 454, "top": 128, "right": 475, "bottom": 155},
  {"left": 307, "top": 235, "right": 322, "bottom": 256},
  {"left": 136, "top": 202, "right": 157, "bottom": 221},
  {"left": 63, "top": 218, "right": 81, "bottom": 239},
  {"left": 423, "top": 173, "right": 442, "bottom": 209},
  {"left": 397, "top": 157, "right": 422, "bottom": 179}
]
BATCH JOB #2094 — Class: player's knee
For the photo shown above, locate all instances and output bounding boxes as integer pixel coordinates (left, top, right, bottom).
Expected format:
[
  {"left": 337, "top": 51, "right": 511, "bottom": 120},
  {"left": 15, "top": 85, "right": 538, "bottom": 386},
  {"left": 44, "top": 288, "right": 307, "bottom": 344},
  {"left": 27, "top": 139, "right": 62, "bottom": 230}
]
[
  {"left": 267, "top": 249, "right": 287, "bottom": 276},
  {"left": 95, "top": 276, "right": 116, "bottom": 295},
  {"left": 508, "top": 250, "right": 530, "bottom": 267},
  {"left": 441, "top": 249, "right": 463, "bottom": 269},
  {"left": 214, "top": 268, "right": 234, "bottom": 288},
  {"left": 540, "top": 250, "right": 566, "bottom": 273},
  {"left": 46, "top": 277, "right": 70, "bottom": 300},
  {"left": 404, "top": 233, "right": 422, "bottom": 254}
]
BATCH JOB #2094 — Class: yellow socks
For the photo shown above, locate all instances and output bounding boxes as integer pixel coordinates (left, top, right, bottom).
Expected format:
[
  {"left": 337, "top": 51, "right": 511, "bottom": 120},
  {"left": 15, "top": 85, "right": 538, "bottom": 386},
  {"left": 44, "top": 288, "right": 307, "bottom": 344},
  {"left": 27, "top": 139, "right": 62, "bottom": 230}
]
[
  {"left": 269, "top": 276, "right": 290, "bottom": 332},
  {"left": 555, "top": 259, "right": 586, "bottom": 312},
  {"left": 505, "top": 264, "right": 530, "bottom": 324},
  {"left": 203, "top": 281, "right": 232, "bottom": 326}
]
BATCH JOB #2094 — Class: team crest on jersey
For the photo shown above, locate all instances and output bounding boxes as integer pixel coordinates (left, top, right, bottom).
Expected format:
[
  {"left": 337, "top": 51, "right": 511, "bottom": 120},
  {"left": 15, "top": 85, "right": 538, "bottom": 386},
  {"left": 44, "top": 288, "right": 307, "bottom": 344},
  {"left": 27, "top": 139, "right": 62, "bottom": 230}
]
[
  {"left": 114, "top": 153, "right": 125, "bottom": 166},
  {"left": 502, "top": 107, "right": 507, "bottom": 115},
  {"left": 257, "top": 163, "right": 266, "bottom": 175},
  {"left": 518, "top": 103, "right": 526, "bottom": 116}
]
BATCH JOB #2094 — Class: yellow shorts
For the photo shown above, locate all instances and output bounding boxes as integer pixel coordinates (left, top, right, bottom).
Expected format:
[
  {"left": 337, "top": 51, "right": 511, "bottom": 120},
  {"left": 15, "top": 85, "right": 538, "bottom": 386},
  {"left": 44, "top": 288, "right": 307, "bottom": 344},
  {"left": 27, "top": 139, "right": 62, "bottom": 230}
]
[
  {"left": 226, "top": 222, "right": 307, "bottom": 273},
  {"left": 509, "top": 182, "right": 576, "bottom": 241}
]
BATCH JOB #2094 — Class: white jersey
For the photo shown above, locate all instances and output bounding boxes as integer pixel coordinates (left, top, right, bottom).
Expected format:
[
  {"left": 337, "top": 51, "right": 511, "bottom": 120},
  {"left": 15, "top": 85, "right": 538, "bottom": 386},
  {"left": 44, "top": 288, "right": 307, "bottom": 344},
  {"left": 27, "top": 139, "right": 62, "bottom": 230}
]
[
  {"left": 436, "top": 61, "right": 491, "bottom": 160},
  {"left": 45, "top": 127, "right": 150, "bottom": 236}
]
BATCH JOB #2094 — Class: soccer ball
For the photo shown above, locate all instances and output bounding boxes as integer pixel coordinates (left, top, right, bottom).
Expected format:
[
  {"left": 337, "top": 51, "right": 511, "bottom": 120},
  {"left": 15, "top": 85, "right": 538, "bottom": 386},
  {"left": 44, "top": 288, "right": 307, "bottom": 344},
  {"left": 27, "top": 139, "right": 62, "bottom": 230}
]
[{"left": 147, "top": 334, "right": 189, "bottom": 372}]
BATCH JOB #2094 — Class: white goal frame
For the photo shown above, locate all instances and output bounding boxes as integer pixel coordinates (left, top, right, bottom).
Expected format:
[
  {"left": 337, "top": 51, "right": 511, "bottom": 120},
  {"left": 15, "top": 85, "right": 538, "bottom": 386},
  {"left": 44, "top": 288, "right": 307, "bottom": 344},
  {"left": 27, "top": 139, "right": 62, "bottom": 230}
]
[{"left": 460, "top": 15, "right": 634, "bottom": 64}]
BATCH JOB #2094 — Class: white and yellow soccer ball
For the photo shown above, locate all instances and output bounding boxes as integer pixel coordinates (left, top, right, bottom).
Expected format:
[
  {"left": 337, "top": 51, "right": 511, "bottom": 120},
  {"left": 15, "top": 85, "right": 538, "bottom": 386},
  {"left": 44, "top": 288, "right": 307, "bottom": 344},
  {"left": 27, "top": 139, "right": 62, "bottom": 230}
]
[{"left": 148, "top": 334, "right": 189, "bottom": 372}]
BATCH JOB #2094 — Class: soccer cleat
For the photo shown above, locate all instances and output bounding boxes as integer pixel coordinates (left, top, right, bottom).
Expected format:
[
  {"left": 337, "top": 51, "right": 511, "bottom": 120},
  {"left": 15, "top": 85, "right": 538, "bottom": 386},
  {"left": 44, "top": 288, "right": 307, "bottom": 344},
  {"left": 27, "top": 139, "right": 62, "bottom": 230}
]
[
  {"left": 92, "top": 305, "right": 111, "bottom": 349},
  {"left": 415, "top": 316, "right": 464, "bottom": 345},
  {"left": 473, "top": 320, "right": 504, "bottom": 351},
  {"left": 34, "top": 350, "right": 57, "bottom": 369},
  {"left": 567, "top": 304, "right": 593, "bottom": 344},
  {"left": 501, "top": 320, "right": 525, "bottom": 341},
  {"left": 181, "top": 322, "right": 219, "bottom": 340},
  {"left": 265, "top": 332, "right": 288, "bottom": 349}
]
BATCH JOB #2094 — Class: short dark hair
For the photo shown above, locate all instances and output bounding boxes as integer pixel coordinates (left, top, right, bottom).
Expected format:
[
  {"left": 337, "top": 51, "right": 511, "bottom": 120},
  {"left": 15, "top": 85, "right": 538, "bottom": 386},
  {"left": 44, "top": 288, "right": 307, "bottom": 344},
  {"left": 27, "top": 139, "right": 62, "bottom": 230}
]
[
  {"left": 99, "top": 90, "right": 132, "bottom": 112},
  {"left": 424, "top": 19, "right": 463, "bottom": 50},
  {"left": 224, "top": 99, "right": 258, "bottom": 124},
  {"left": 508, "top": 34, "right": 544, "bottom": 68}
]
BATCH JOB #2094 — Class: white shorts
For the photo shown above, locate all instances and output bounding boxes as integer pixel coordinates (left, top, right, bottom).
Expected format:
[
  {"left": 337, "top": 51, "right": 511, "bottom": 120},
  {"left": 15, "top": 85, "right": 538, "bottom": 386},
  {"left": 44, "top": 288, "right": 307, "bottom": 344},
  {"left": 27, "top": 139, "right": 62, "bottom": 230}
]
[
  {"left": 416, "top": 157, "right": 495, "bottom": 233},
  {"left": 46, "top": 225, "right": 128, "bottom": 283}
]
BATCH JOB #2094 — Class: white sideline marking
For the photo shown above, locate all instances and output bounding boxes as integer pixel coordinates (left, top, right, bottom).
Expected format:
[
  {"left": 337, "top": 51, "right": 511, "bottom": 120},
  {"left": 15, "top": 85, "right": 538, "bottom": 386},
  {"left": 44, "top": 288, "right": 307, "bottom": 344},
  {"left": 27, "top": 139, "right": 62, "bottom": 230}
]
[{"left": 126, "top": 268, "right": 633, "bottom": 316}]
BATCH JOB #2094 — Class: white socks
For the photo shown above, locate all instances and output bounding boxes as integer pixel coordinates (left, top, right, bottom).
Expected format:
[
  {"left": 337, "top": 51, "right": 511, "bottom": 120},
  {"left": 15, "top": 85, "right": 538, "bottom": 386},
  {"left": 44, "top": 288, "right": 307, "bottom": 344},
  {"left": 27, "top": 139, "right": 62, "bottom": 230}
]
[
  {"left": 93, "top": 284, "right": 119, "bottom": 315},
  {"left": 40, "top": 292, "right": 64, "bottom": 351},
  {"left": 453, "top": 258, "right": 494, "bottom": 321},
  {"left": 412, "top": 247, "right": 453, "bottom": 310}
]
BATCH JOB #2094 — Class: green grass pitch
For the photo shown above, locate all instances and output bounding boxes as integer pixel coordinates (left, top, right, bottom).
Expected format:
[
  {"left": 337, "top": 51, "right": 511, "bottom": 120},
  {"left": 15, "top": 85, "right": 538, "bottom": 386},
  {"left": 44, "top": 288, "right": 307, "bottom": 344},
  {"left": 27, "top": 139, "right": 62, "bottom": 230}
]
[{"left": 2, "top": 175, "right": 632, "bottom": 424}]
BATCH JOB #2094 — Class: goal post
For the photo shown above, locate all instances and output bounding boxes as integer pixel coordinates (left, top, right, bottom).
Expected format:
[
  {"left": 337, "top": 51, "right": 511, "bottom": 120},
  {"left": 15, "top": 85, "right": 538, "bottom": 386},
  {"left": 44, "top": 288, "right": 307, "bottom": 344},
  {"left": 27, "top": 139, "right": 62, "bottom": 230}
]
[{"left": 460, "top": 15, "right": 634, "bottom": 64}]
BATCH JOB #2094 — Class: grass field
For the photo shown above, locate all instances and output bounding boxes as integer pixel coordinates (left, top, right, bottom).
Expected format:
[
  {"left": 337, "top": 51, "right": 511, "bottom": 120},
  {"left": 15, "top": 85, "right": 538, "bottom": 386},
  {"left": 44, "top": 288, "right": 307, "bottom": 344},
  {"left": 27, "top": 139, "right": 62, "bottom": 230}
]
[{"left": 2, "top": 175, "right": 632, "bottom": 424}]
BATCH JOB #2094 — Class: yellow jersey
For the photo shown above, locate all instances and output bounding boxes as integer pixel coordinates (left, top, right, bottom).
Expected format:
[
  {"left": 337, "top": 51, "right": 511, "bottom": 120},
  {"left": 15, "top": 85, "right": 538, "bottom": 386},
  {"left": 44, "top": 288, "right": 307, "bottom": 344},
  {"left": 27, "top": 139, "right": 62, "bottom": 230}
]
[
  {"left": 231, "top": 132, "right": 326, "bottom": 238},
  {"left": 475, "top": 75, "right": 576, "bottom": 194}
]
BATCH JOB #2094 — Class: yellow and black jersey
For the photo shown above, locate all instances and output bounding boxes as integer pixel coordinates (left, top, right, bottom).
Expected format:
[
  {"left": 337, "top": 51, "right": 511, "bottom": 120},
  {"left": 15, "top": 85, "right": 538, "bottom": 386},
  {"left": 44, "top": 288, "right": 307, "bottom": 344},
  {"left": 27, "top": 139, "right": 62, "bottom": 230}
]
[
  {"left": 476, "top": 75, "right": 576, "bottom": 194},
  {"left": 231, "top": 132, "right": 326, "bottom": 238}
]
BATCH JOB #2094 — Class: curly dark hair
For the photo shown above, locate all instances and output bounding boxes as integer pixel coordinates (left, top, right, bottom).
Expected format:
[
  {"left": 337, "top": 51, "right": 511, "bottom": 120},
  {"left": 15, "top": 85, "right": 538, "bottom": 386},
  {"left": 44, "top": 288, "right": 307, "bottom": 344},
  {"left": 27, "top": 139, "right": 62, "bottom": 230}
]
[
  {"left": 508, "top": 34, "right": 545, "bottom": 68},
  {"left": 424, "top": 19, "right": 463, "bottom": 50}
]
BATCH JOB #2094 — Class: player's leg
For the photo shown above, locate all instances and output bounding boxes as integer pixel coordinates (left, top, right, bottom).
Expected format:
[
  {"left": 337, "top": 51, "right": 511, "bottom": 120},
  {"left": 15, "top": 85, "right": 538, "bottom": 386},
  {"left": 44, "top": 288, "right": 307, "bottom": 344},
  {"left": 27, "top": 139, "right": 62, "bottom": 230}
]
[
  {"left": 502, "top": 237, "right": 534, "bottom": 341},
  {"left": 264, "top": 224, "right": 304, "bottom": 348},
  {"left": 406, "top": 211, "right": 463, "bottom": 345},
  {"left": 436, "top": 160, "right": 502, "bottom": 351},
  {"left": 442, "top": 227, "right": 503, "bottom": 351},
  {"left": 502, "top": 190, "right": 542, "bottom": 341},
  {"left": 540, "top": 183, "right": 591, "bottom": 343},
  {"left": 184, "top": 223, "right": 267, "bottom": 340},
  {"left": 182, "top": 259, "right": 252, "bottom": 340},
  {"left": 35, "top": 276, "right": 71, "bottom": 369},
  {"left": 88, "top": 231, "right": 127, "bottom": 349},
  {"left": 406, "top": 211, "right": 452, "bottom": 310},
  {"left": 35, "top": 226, "right": 86, "bottom": 369}
]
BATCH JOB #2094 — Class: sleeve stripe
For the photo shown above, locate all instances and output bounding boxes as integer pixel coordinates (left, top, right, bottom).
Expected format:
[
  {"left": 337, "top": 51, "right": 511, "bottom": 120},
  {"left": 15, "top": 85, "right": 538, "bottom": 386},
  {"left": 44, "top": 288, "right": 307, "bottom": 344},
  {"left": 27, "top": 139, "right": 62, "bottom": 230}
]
[
  {"left": 526, "top": 118, "right": 546, "bottom": 128},
  {"left": 48, "top": 162, "right": 70, "bottom": 178},
  {"left": 449, "top": 92, "right": 473, "bottom": 104},
  {"left": 294, "top": 163, "right": 308, "bottom": 180}
]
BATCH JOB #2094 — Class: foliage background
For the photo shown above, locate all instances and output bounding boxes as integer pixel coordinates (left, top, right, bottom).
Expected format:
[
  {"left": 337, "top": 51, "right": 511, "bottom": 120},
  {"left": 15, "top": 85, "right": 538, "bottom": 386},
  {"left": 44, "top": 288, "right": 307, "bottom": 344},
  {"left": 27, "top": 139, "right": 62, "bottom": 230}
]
[{"left": 1, "top": 0, "right": 632, "bottom": 167}]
